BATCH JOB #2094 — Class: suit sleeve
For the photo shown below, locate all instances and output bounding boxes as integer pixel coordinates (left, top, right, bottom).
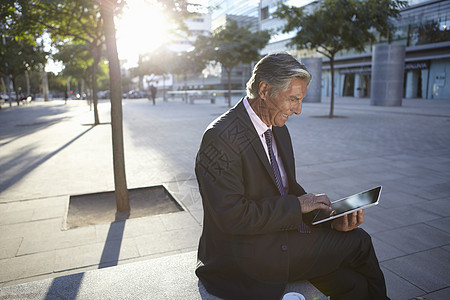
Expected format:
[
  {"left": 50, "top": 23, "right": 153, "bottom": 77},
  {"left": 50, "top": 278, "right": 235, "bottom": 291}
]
[{"left": 195, "top": 127, "right": 306, "bottom": 235}]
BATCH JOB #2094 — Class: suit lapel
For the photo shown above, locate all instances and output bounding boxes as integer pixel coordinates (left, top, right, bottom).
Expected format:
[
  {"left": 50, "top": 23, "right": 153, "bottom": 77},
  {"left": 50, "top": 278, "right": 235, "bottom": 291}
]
[{"left": 234, "top": 100, "right": 277, "bottom": 184}]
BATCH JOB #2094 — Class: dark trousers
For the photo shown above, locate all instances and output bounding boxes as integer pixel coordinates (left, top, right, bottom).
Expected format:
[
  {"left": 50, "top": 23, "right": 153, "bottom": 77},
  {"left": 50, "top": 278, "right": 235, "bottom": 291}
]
[{"left": 288, "top": 228, "right": 389, "bottom": 300}]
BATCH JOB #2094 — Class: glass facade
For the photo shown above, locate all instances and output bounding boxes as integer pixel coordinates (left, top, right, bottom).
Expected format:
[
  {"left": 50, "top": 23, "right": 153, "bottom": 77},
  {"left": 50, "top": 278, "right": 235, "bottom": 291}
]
[
  {"left": 207, "top": 0, "right": 261, "bottom": 90},
  {"left": 209, "top": 0, "right": 260, "bottom": 30},
  {"left": 390, "top": 0, "right": 450, "bottom": 46},
  {"left": 206, "top": 0, "right": 449, "bottom": 99},
  {"left": 260, "top": 0, "right": 450, "bottom": 100}
]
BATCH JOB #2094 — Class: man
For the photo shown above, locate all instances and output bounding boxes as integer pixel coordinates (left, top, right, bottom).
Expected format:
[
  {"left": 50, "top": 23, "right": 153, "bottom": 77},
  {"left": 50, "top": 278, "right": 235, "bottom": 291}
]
[
  {"left": 150, "top": 84, "right": 157, "bottom": 105},
  {"left": 195, "top": 52, "right": 388, "bottom": 300}
]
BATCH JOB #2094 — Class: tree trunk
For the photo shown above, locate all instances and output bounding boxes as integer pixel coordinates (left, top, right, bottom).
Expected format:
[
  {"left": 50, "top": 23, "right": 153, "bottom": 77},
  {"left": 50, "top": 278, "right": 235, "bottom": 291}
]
[
  {"left": 329, "top": 55, "right": 335, "bottom": 118},
  {"left": 101, "top": 0, "right": 130, "bottom": 212},
  {"left": 12, "top": 76, "right": 19, "bottom": 105},
  {"left": 227, "top": 68, "right": 232, "bottom": 107},
  {"left": 67, "top": 75, "right": 71, "bottom": 101},
  {"left": 0, "top": 77, "right": 6, "bottom": 95},
  {"left": 41, "top": 69, "right": 49, "bottom": 102},
  {"left": 91, "top": 45, "right": 101, "bottom": 125},
  {"left": 81, "top": 78, "right": 86, "bottom": 99},
  {"left": 184, "top": 73, "right": 187, "bottom": 103},
  {"left": 162, "top": 74, "right": 166, "bottom": 102},
  {"left": 25, "top": 70, "right": 30, "bottom": 96}
]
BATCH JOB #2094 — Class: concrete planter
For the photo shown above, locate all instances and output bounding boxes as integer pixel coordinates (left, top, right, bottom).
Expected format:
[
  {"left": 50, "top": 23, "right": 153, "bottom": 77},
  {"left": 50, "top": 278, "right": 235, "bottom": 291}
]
[
  {"left": 302, "top": 57, "right": 322, "bottom": 103},
  {"left": 370, "top": 44, "right": 406, "bottom": 106}
]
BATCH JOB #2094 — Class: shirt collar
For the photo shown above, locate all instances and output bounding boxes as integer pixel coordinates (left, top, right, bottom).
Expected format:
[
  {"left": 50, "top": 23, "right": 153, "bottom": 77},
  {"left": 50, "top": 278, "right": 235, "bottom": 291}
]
[{"left": 243, "top": 97, "right": 271, "bottom": 137}]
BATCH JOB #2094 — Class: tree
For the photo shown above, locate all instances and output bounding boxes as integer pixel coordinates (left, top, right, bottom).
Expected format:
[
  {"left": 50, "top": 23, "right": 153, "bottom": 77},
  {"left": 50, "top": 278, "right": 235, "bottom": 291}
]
[
  {"left": 169, "top": 47, "right": 209, "bottom": 101},
  {"left": 54, "top": 42, "right": 92, "bottom": 99},
  {"left": 275, "top": 0, "right": 407, "bottom": 118},
  {"left": 2, "top": 0, "right": 197, "bottom": 214},
  {"left": 101, "top": 0, "right": 194, "bottom": 213},
  {"left": 101, "top": 0, "right": 129, "bottom": 212},
  {"left": 208, "top": 21, "right": 270, "bottom": 107},
  {"left": 19, "top": 0, "right": 106, "bottom": 124},
  {"left": 0, "top": 36, "right": 47, "bottom": 104},
  {"left": 0, "top": 2, "right": 47, "bottom": 104},
  {"left": 416, "top": 21, "right": 450, "bottom": 45},
  {"left": 130, "top": 51, "right": 165, "bottom": 92}
]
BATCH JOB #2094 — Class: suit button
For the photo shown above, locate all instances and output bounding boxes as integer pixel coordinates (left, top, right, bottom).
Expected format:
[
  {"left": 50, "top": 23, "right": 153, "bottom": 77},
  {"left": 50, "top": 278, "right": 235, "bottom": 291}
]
[{"left": 281, "top": 245, "right": 288, "bottom": 251}]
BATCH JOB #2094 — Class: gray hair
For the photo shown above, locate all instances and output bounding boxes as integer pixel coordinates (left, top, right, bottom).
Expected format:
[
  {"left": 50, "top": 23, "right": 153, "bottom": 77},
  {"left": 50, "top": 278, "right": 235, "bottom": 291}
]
[{"left": 246, "top": 52, "right": 312, "bottom": 99}]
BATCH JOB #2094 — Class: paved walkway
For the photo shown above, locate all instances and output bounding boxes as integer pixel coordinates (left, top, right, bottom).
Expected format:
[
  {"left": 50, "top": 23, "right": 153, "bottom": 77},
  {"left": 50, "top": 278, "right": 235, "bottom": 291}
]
[{"left": 0, "top": 96, "right": 449, "bottom": 299}]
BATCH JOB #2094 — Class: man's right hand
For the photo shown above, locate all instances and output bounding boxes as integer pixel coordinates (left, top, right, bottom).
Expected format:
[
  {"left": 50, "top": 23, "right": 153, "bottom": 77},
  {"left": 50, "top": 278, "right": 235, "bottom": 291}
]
[{"left": 297, "top": 193, "right": 332, "bottom": 213}]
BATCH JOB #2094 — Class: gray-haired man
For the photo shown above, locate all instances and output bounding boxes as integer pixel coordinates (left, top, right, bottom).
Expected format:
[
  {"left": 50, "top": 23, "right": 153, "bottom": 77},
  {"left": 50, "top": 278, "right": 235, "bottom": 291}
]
[{"left": 195, "top": 52, "right": 388, "bottom": 300}]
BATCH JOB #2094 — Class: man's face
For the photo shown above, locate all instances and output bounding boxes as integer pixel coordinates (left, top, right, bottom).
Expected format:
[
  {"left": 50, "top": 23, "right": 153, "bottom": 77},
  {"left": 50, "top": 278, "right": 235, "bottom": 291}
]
[{"left": 264, "top": 78, "right": 308, "bottom": 127}]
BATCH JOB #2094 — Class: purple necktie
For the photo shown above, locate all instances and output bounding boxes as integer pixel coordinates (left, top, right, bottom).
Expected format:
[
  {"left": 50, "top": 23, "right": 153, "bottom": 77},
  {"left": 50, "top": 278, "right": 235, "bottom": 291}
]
[
  {"left": 264, "top": 129, "right": 311, "bottom": 233},
  {"left": 264, "top": 129, "right": 286, "bottom": 196}
]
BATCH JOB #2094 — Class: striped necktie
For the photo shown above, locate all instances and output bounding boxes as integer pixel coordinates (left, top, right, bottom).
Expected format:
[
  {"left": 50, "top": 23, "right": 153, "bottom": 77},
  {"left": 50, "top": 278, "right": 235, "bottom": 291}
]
[
  {"left": 264, "top": 129, "right": 311, "bottom": 233},
  {"left": 264, "top": 129, "right": 286, "bottom": 196}
]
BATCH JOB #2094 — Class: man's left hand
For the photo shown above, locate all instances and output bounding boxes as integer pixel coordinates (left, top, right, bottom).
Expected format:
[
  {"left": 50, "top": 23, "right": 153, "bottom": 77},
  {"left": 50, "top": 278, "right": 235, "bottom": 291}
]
[{"left": 331, "top": 210, "right": 365, "bottom": 231}]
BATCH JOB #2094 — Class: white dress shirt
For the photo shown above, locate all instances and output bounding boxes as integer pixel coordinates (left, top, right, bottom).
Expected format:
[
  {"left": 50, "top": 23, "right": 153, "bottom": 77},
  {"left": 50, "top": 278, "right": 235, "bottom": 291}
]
[{"left": 243, "top": 97, "right": 288, "bottom": 191}]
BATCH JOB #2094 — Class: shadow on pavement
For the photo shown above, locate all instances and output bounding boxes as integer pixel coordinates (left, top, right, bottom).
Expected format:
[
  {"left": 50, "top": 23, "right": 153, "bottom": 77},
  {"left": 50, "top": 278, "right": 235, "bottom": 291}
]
[
  {"left": 0, "top": 104, "right": 69, "bottom": 143},
  {"left": 45, "top": 272, "right": 84, "bottom": 300},
  {"left": 0, "top": 126, "right": 94, "bottom": 194},
  {"left": 99, "top": 211, "right": 130, "bottom": 269}
]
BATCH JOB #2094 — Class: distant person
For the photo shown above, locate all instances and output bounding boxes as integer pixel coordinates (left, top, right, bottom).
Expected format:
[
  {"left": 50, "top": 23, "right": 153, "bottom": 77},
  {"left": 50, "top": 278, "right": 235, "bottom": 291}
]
[
  {"left": 150, "top": 84, "right": 157, "bottom": 105},
  {"left": 195, "top": 52, "right": 388, "bottom": 299},
  {"left": 64, "top": 90, "right": 68, "bottom": 104}
]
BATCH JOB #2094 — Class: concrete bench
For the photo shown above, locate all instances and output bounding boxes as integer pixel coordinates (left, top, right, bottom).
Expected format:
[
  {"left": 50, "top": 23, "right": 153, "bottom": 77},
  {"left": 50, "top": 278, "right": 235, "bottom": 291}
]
[
  {"left": 0, "top": 251, "right": 327, "bottom": 299},
  {"left": 188, "top": 93, "right": 215, "bottom": 104}
]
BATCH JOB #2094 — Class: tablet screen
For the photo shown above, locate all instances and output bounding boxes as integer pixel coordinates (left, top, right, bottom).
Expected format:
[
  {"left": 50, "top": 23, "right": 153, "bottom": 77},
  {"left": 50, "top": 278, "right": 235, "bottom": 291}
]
[{"left": 312, "top": 186, "right": 382, "bottom": 225}]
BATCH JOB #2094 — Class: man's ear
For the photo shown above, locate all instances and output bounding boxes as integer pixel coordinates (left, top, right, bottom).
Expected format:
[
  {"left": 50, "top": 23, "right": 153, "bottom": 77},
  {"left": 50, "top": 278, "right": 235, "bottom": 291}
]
[{"left": 258, "top": 81, "right": 270, "bottom": 100}]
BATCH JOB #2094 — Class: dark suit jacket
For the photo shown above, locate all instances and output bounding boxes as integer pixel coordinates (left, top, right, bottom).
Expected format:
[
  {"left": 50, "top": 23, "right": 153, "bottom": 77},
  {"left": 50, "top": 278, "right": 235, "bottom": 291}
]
[{"left": 195, "top": 99, "right": 311, "bottom": 299}]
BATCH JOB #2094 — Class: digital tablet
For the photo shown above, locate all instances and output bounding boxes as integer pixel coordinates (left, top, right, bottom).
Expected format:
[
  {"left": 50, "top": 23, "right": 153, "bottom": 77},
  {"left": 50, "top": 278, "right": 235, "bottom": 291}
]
[{"left": 311, "top": 186, "right": 382, "bottom": 225}]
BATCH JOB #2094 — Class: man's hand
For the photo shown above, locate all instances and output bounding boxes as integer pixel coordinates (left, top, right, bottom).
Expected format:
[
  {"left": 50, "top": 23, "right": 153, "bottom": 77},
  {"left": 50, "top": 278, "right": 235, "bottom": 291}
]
[
  {"left": 331, "top": 210, "right": 365, "bottom": 231},
  {"left": 298, "top": 193, "right": 332, "bottom": 213}
]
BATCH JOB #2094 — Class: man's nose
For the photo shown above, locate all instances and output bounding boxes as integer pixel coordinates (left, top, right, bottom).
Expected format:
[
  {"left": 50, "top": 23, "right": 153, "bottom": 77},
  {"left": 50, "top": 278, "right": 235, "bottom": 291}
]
[{"left": 292, "top": 101, "right": 302, "bottom": 115}]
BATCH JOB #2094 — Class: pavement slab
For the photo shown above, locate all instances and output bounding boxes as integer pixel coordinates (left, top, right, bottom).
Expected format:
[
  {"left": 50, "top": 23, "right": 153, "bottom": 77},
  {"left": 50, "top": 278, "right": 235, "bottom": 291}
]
[
  {"left": 374, "top": 223, "right": 450, "bottom": 254},
  {"left": 382, "top": 247, "right": 450, "bottom": 293},
  {"left": 382, "top": 267, "right": 426, "bottom": 300}
]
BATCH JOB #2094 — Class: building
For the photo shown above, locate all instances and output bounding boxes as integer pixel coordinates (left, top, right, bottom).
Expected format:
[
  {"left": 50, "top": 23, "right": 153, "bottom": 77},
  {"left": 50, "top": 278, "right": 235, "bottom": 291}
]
[
  {"left": 169, "top": 14, "right": 212, "bottom": 53},
  {"left": 173, "top": 0, "right": 261, "bottom": 91},
  {"left": 260, "top": 0, "right": 450, "bottom": 100},
  {"left": 210, "top": 0, "right": 260, "bottom": 31},
  {"left": 177, "top": 0, "right": 449, "bottom": 100},
  {"left": 164, "top": 13, "right": 213, "bottom": 91},
  {"left": 206, "top": 0, "right": 261, "bottom": 91}
]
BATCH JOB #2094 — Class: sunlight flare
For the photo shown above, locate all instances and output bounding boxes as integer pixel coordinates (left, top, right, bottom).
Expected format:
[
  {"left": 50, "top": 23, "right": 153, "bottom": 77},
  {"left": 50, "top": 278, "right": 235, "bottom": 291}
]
[{"left": 116, "top": 0, "right": 171, "bottom": 67}]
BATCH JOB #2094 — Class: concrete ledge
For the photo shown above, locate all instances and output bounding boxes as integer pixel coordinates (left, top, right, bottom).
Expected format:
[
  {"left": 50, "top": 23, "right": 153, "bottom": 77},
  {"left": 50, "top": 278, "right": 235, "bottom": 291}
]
[{"left": 0, "top": 251, "right": 327, "bottom": 299}]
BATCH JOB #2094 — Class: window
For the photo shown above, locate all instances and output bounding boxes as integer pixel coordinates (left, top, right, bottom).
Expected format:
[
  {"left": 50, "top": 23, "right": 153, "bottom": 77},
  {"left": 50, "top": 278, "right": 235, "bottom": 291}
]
[{"left": 261, "top": 6, "right": 269, "bottom": 20}]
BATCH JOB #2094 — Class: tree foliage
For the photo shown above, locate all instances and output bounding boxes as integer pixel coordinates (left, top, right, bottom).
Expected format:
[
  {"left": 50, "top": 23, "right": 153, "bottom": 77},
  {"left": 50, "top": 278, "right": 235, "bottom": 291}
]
[
  {"left": 130, "top": 50, "right": 165, "bottom": 86},
  {"left": 170, "top": 36, "right": 210, "bottom": 82},
  {"left": 1, "top": 0, "right": 107, "bottom": 121},
  {"left": 196, "top": 21, "right": 270, "bottom": 107},
  {"left": 0, "top": 37, "right": 47, "bottom": 103},
  {"left": 275, "top": 0, "right": 407, "bottom": 117},
  {"left": 54, "top": 42, "right": 92, "bottom": 93},
  {"left": 44, "top": 0, "right": 106, "bottom": 123},
  {"left": 0, "top": 2, "right": 48, "bottom": 103},
  {"left": 416, "top": 21, "right": 450, "bottom": 45}
]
